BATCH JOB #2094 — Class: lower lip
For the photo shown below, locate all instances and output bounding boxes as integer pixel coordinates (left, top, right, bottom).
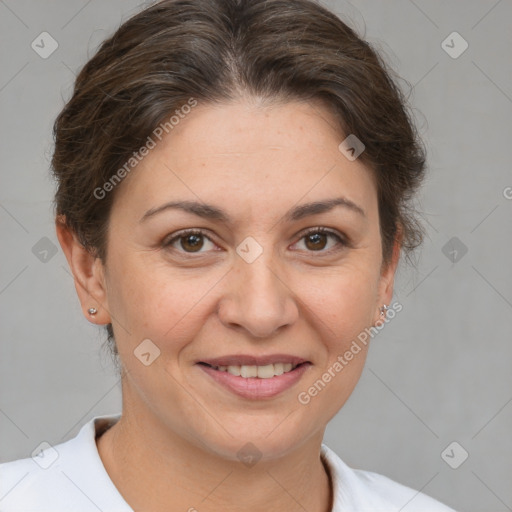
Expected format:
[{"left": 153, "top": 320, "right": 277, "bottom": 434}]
[{"left": 197, "top": 363, "right": 311, "bottom": 400}]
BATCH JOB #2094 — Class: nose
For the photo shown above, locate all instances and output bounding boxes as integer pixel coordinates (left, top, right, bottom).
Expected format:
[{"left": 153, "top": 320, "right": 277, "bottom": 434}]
[{"left": 217, "top": 253, "right": 299, "bottom": 339}]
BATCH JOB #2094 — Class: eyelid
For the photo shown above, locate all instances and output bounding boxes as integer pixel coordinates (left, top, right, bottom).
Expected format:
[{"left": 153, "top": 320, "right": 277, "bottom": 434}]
[
  {"left": 163, "top": 226, "right": 348, "bottom": 257},
  {"left": 292, "top": 226, "right": 348, "bottom": 251},
  {"left": 162, "top": 228, "right": 218, "bottom": 248},
  {"left": 297, "top": 226, "right": 346, "bottom": 241}
]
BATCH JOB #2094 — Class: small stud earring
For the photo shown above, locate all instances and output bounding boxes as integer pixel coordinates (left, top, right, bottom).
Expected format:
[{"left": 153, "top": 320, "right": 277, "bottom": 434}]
[
  {"left": 88, "top": 307, "right": 98, "bottom": 315},
  {"left": 380, "top": 304, "right": 389, "bottom": 317}
]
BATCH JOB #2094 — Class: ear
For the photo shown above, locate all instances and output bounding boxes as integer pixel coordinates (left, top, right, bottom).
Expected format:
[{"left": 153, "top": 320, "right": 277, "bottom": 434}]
[
  {"left": 374, "top": 229, "right": 402, "bottom": 325},
  {"left": 55, "top": 216, "right": 111, "bottom": 325}
]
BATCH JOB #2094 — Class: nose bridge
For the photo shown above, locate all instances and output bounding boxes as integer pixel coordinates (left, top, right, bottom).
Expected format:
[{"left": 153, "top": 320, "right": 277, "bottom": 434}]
[
  {"left": 241, "top": 251, "right": 282, "bottom": 305},
  {"left": 219, "top": 240, "right": 298, "bottom": 337}
]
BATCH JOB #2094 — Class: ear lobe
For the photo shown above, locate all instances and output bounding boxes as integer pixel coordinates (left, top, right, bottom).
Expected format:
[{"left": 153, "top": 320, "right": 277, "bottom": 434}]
[{"left": 55, "top": 216, "right": 111, "bottom": 325}]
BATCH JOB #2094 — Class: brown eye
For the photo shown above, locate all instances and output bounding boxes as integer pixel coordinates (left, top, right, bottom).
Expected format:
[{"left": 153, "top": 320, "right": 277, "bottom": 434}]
[
  {"left": 305, "top": 232, "right": 328, "bottom": 251},
  {"left": 163, "top": 229, "right": 217, "bottom": 254},
  {"left": 294, "top": 227, "right": 347, "bottom": 254},
  {"left": 180, "top": 233, "right": 204, "bottom": 252}
]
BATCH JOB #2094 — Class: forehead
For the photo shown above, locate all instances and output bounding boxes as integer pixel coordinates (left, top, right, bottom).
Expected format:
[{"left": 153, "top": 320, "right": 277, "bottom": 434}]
[
  {"left": 111, "top": 99, "right": 378, "bottom": 224},
  {"left": 154, "top": 98, "right": 347, "bottom": 162}
]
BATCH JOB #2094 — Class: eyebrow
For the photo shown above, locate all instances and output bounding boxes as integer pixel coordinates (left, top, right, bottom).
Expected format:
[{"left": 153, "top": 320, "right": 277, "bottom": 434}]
[{"left": 140, "top": 197, "right": 366, "bottom": 224}]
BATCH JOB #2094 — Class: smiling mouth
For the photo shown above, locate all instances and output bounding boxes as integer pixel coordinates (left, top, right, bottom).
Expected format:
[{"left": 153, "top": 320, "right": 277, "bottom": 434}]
[{"left": 197, "top": 362, "right": 306, "bottom": 379}]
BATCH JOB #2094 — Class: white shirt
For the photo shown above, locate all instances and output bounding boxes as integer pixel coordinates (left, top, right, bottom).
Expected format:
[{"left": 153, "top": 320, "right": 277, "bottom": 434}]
[{"left": 0, "top": 413, "right": 456, "bottom": 511}]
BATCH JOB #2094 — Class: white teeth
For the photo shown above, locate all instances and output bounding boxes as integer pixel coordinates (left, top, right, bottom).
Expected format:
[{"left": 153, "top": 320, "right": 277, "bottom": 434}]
[
  {"left": 273, "top": 363, "right": 284, "bottom": 376},
  {"left": 210, "top": 362, "right": 300, "bottom": 378},
  {"left": 257, "top": 364, "right": 275, "bottom": 379},
  {"left": 240, "top": 365, "right": 258, "bottom": 378},
  {"left": 227, "top": 365, "right": 241, "bottom": 376}
]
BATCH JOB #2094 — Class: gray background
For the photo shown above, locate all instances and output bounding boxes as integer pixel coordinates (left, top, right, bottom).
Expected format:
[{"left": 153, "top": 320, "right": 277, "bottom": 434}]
[{"left": 1, "top": 1, "right": 511, "bottom": 510}]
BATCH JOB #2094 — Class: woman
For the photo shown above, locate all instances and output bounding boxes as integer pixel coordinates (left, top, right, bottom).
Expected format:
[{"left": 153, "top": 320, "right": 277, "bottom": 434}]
[{"left": 0, "top": 0, "right": 457, "bottom": 510}]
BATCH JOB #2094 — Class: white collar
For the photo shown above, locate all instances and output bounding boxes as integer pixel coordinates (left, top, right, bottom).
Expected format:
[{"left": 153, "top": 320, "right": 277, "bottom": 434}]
[{"left": 55, "top": 414, "right": 453, "bottom": 511}]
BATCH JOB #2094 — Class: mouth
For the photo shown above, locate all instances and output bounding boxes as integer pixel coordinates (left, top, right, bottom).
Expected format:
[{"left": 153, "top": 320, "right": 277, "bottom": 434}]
[
  {"left": 196, "top": 355, "right": 311, "bottom": 399},
  {"left": 197, "top": 361, "right": 305, "bottom": 379}
]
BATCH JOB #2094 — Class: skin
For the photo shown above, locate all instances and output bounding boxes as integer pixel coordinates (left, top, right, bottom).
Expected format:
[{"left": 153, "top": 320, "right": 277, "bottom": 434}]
[{"left": 57, "top": 97, "right": 400, "bottom": 512}]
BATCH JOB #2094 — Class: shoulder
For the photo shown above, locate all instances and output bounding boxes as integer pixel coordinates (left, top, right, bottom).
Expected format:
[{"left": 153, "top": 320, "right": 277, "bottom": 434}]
[
  {"left": 0, "top": 440, "right": 82, "bottom": 511},
  {"left": 321, "top": 444, "right": 457, "bottom": 512},
  {"left": 0, "top": 414, "right": 129, "bottom": 512}
]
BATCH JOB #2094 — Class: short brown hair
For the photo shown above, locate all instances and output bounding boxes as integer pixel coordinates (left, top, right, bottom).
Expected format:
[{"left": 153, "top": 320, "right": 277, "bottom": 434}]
[{"left": 52, "top": 0, "right": 426, "bottom": 354}]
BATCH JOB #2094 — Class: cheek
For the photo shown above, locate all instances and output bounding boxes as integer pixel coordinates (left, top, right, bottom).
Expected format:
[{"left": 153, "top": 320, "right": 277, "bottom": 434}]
[
  {"left": 305, "top": 263, "right": 380, "bottom": 339},
  {"left": 293, "top": 270, "right": 378, "bottom": 423},
  {"left": 106, "top": 255, "right": 221, "bottom": 348}
]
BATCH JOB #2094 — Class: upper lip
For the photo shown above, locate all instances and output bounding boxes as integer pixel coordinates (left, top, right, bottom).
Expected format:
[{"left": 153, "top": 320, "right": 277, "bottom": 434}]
[{"left": 198, "top": 354, "right": 309, "bottom": 367}]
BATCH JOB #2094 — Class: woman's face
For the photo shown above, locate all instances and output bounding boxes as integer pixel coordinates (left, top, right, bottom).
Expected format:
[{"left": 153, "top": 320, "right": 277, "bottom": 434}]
[{"left": 97, "top": 99, "right": 397, "bottom": 460}]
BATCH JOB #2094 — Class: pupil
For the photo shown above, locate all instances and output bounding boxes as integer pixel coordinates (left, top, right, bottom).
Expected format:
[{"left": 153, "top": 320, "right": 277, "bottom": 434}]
[
  {"left": 179, "top": 232, "right": 328, "bottom": 253},
  {"left": 306, "top": 233, "right": 326, "bottom": 251},
  {"left": 182, "top": 234, "right": 203, "bottom": 252}
]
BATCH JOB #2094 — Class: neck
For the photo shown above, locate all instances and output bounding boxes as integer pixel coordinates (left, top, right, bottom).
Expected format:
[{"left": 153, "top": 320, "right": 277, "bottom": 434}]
[{"left": 97, "top": 407, "right": 333, "bottom": 512}]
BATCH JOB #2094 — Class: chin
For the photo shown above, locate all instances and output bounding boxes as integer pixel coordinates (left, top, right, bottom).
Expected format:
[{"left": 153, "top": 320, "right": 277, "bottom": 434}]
[{"left": 189, "top": 410, "right": 321, "bottom": 464}]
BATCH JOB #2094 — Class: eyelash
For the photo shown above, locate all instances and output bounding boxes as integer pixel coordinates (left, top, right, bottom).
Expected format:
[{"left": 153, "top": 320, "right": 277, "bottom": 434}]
[{"left": 162, "top": 227, "right": 348, "bottom": 256}]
